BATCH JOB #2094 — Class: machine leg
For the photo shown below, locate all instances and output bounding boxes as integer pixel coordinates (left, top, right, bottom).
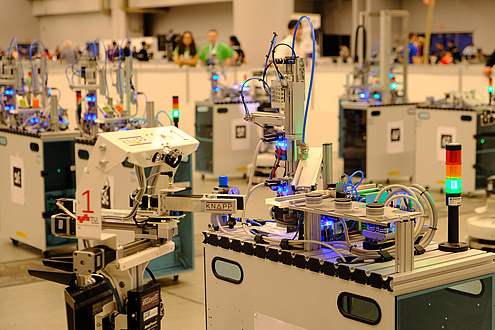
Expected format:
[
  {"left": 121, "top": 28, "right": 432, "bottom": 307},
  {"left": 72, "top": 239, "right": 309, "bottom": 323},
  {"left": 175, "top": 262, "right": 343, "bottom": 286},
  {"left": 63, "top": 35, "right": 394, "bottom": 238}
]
[{"left": 11, "top": 239, "right": 19, "bottom": 246}]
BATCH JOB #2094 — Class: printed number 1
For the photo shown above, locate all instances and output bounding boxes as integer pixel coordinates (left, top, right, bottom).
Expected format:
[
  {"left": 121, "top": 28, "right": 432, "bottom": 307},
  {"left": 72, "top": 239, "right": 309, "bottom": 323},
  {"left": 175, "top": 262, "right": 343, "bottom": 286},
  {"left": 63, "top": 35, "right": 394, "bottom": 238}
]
[{"left": 82, "top": 190, "right": 94, "bottom": 214}]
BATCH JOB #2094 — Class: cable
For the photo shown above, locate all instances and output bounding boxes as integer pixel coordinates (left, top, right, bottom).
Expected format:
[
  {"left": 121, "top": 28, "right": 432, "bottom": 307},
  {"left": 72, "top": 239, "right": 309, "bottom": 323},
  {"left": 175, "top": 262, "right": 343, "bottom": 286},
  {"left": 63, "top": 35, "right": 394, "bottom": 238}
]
[
  {"left": 145, "top": 267, "right": 157, "bottom": 283},
  {"left": 271, "top": 43, "right": 295, "bottom": 82},
  {"left": 56, "top": 200, "right": 76, "bottom": 219},
  {"left": 262, "top": 33, "right": 278, "bottom": 93},
  {"left": 292, "top": 212, "right": 303, "bottom": 240},
  {"left": 101, "top": 274, "right": 124, "bottom": 313},
  {"left": 118, "top": 37, "right": 130, "bottom": 99},
  {"left": 155, "top": 111, "right": 174, "bottom": 126},
  {"left": 241, "top": 77, "right": 271, "bottom": 115},
  {"left": 11, "top": 37, "right": 25, "bottom": 89},
  {"left": 29, "top": 39, "right": 47, "bottom": 92},
  {"left": 354, "top": 25, "right": 367, "bottom": 63},
  {"left": 291, "top": 15, "right": 316, "bottom": 144},
  {"left": 343, "top": 170, "right": 364, "bottom": 200},
  {"left": 94, "top": 38, "right": 110, "bottom": 99}
]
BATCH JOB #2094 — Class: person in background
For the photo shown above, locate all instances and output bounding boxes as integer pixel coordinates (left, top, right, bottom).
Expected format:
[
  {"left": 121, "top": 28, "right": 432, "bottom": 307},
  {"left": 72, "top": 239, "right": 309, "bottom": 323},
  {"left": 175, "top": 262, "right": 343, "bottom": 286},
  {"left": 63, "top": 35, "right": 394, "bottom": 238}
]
[
  {"left": 199, "top": 29, "right": 234, "bottom": 67},
  {"left": 229, "top": 35, "right": 245, "bottom": 66},
  {"left": 136, "top": 42, "right": 149, "bottom": 61},
  {"left": 408, "top": 33, "right": 420, "bottom": 64},
  {"left": 441, "top": 51, "right": 453, "bottom": 65},
  {"left": 43, "top": 48, "right": 52, "bottom": 60},
  {"left": 416, "top": 36, "right": 425, "bottom": 62},
  {"left": 339, "top": 45, "right": 351, "bottom": 63},
  {"left": 174, "top": 31, "right": 199, "bottom": 67},
  {"left": 122, "top": 41, "right": 132, "bottom": 58},
  {"left": 60, "top": 40, "right": 77, "bottom": 64},
  {"left": 462, "top": 43, "right": 477, "bottom": 60},
  {"left": 274, "top": 19, "right": 309, "bottom": 59},
  {"left": 54, "top": 46, "right": 61, "bottom": 60},
  {"left": 132, "top": 46, "right": 138, "bottom": 58},
  {"left": 483, "top": 50, "right": 495, "bottom": 77},
  {"left": 448, "top": 40, "right": 461, "bottom": 63},
  {"left": 432, "top": 42, "right": 444, "bottom": 64},
  {"left": 108, "top": 41, "right": 119, "bottom": 62},
  {"left": 477, "top": 48, "right": 485, "bottom": 61}
]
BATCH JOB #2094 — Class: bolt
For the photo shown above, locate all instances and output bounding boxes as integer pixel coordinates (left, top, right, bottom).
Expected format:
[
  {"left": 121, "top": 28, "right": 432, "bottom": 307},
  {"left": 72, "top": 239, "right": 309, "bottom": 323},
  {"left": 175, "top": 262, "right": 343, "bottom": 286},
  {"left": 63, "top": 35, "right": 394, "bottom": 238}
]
[
  {"left": 119, "top": 281, "right": 125, "bottom": 288},
  {"left": 115, "top": 264, "right": 119, "bottom": 269},
  {"left": 99, "top": 145, "right": 106, "bottom": 151},
  {"left": 99, "top": 160, "right": 108, "bottom": 167}
]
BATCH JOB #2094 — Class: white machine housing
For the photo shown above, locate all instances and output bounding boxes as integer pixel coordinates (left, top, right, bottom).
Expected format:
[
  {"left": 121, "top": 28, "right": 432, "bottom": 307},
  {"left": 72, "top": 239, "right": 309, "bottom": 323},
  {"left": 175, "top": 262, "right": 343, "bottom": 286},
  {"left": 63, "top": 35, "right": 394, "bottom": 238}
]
[{"left": 75, "top": 126, "right": 199, "bottom": 240}]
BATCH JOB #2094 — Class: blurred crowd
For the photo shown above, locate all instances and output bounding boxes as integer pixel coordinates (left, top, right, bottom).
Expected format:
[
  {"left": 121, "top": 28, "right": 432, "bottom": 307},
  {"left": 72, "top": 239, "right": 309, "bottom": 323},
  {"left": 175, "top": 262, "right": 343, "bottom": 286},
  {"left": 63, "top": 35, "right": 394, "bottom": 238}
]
[{"left": 0, "top": 30, "right": 247, "bottom": 68}]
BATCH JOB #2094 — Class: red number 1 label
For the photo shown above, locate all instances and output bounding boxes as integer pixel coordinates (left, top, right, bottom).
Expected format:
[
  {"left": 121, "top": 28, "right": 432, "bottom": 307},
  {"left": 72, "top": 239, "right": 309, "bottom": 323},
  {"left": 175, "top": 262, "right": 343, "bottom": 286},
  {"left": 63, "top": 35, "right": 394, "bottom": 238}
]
[{"left": 82, "top": 190, "right": 94, "bottom": 214}]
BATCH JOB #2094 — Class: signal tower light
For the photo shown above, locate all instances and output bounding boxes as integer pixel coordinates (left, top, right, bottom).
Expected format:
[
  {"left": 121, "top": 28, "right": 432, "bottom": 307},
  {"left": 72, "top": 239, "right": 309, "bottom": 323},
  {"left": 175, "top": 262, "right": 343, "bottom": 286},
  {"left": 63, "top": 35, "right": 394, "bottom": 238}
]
[
  {"left": 438, "top": 143, "right": 468, "bottom": 252},
  {"left": 172, "top": 96, "right": 179, "bottom": 128}
]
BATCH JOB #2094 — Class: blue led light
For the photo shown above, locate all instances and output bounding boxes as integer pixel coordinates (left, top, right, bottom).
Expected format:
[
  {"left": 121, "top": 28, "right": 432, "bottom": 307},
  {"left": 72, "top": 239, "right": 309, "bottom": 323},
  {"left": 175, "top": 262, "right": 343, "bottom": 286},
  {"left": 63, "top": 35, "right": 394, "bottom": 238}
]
[
  {"left": 30, "top": 118, "right": 39, "bottom": 124},
  {"left": 359, "top": 93, "right": 366, "bottom": 99},
  {"left": 47, "top": 89, "right": 51, "bottom": 95},
  {"left": 212, "top": 74, "right": 219, "bottom": 80},
  {"left": 213, "top": 87, "right": 220, "bottom": 92},
  {"left": 134, "top": 94, "right": 137, "bottom": 101},
  {"left": 389, "top": 73, "right": 394, "bottom": 79},
  {"left": 85, "top": 114, "right": 97, "bottom": 121},
  {"left": 391, "top": 82, "right": 398, "bottom": 90},
  {"left": 5, "top": 89, "right": 14, "bottom": 95},
  {"left": 276, "top": 140, "right": 287, "bottom": 148},
  {"left": 373, "top": 93, "right": 380, "bottom": 99},
  {"left": 87, "top": 95, "right": 96, "bottom": 102}
]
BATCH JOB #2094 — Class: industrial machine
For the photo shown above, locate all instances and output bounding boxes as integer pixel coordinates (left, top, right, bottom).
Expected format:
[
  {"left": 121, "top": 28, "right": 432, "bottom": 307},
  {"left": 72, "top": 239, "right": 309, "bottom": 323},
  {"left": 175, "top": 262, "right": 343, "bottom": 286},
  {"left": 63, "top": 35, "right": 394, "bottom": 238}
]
[
  {"left": 28, "top": 126, "right": 216, "bottom": 329},
  {"left": 340, "top": 102, "right": 416, "bottom": 182},
  {"left": 70, "top": 38, "right": 196, "bottom": 278},
  {"left": 0, "top": 38, "right": 76, "bottom": 253},
  {"left": 202, "top": 18, "right": 495, "bottom": 329},
  {"left": 195, "top": 100, "right": 260, "bottom": 177},
  {"left": 413, "top": 89, "right": 495, "bottom": 193},
  {"left": 195, "top": 60, "right": 261, "bottom": 177},
  {"left": 340, "top": 10, "right": 417, "bottom": 183},
  {"left": 413, "top": 105, "right": 477, "bottom": 193}
]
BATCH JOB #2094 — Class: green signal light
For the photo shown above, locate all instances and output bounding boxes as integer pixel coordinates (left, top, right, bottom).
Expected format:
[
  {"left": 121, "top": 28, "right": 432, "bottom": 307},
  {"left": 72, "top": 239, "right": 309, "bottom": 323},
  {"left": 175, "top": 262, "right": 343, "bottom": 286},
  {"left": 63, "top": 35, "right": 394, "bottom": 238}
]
[
  {"left": 391, "top": 82, "right": 398, "bottom": 90},
  {"left": 57, "top": 168, "right": 61, "bottom": 173},
  {"left": 445, "top": 178, "right": 462, "bottom": 194},
  {"left": 172, "top": 109, "right": 180, "bottom": 118},
  {"left": 489, "top": 86, "right": 494, "bottom": 93},
  {"left": 481, "top": 139, "right": 485, "bottom": 144}
]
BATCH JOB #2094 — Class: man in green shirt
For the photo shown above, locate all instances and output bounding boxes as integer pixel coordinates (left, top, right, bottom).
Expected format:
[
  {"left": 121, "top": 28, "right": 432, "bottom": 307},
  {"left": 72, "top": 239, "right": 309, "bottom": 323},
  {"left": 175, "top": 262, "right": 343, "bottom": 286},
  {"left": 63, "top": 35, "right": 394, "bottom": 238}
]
[{"left": 199, "top": 29, "right": 234, "bottom": 67}]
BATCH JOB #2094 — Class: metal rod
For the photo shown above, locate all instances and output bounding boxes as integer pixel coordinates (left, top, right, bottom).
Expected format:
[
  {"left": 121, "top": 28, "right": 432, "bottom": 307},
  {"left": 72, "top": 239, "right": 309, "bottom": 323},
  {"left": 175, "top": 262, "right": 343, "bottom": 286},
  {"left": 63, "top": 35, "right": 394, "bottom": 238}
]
[
  {"left": 146, "top": 101, "right": 155, "bottom": 128},
  {"left": 50, "top": 94, "right": 59, "bottom": 132},
  {"left": 322, "top": 143, "right": 333, "bottom": 188},
  {"left": 395, "top": 220, "right": 414, "bottom": 273},
  {"left": 447, "top": 205, "right": 460, "bottom": 244}
]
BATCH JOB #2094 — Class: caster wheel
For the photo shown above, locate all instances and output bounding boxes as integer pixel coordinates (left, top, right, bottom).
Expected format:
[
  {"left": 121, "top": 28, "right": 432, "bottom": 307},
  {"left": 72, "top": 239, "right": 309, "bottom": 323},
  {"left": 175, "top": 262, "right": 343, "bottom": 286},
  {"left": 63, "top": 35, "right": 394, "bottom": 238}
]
[
  {"left": 11, "top": 239, "right": 19, "bottom": 246},
  {"left": 173, "top": 275, "right": 179, "bottom": 281},
  {"left": 201, "top": 174, "right": 205, "bottom": 180}
]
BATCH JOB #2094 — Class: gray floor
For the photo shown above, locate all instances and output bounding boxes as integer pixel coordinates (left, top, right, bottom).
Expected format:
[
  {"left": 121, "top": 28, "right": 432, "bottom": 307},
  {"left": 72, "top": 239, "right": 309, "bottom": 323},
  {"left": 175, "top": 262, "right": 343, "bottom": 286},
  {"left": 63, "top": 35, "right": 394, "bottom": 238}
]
[{"left": 0, "top": 172, "right": 489, "bottom": 329}]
